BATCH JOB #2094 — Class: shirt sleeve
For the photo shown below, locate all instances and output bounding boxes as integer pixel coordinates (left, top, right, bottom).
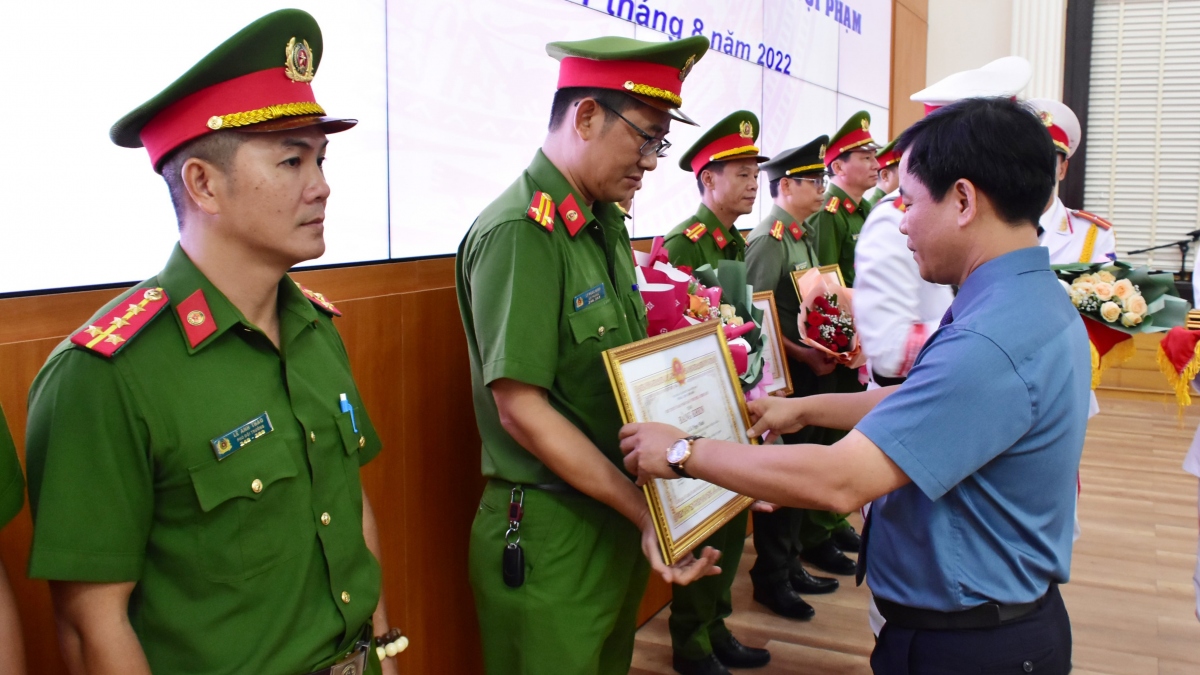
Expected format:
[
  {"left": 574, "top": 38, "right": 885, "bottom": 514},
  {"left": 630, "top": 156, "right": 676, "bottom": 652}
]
[
  {"left": 855, "top": 328, "right": 1033, "bottom": 501},
  {"left": 467, "top": 222, "right": 563, "bottom": 389},
  {"left": 745, "top": 238, "right": 785, "bottom": 294},
  {"left": 0, "top": 411, "right": 24, "bottom": 530},
  {"left": 25, "top": 350, "right": 154, "bottom": 582},
  {"left": 854, "top": 214, "right": 924, "bottom": 378}
]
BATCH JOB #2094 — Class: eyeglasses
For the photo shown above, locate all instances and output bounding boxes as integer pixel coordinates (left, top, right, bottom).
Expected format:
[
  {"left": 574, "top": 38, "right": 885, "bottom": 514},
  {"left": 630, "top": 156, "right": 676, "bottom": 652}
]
[
  {"left": 789, "top": 176, "right": 828, "bottom": 190},
  {"left": 596, "top": 101, "right": 672, "bottom": 157}
]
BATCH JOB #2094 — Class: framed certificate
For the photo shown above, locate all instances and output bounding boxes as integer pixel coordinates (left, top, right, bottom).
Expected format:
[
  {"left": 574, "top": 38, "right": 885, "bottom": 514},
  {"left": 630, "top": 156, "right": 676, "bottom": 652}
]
[
  {"left": 791, "top": 263, "right": 846, "bottom": 302},
  {"left": 752, "top": 291, "right": 793, "bottom": 397},
  {"left": 603, "top": 322, "right": 756, "bottom": 565}
]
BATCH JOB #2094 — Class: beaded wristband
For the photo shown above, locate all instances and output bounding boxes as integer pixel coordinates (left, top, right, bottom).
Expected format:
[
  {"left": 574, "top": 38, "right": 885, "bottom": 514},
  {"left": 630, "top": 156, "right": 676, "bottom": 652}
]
[{"left": 375, "top": 628, "right": 409, "bottom": 661}]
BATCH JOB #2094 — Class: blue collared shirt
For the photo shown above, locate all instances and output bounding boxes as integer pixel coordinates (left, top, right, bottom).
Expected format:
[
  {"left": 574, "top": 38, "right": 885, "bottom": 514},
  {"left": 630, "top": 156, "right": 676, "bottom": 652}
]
[{"left": 856, "top": 246, "right": 1090, "bottom": 611}]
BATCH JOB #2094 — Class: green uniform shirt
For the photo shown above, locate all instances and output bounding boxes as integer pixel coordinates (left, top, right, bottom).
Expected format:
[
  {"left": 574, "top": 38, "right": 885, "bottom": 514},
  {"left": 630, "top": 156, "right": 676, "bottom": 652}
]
[
  {"left": 663, "top": 204, "right": 747, "bottom": 270},
  {"left": 745, "top": 204, "right": 819, "bottom": 346},
  {"left": 456, "top": 150, "right": 649, "bottom": 484},
  {"left": 0, "top": 408, "right": 24, "bottom": 529},
  {"left": 862, "top": 186, "right": 886, "bottom": 210},
  {"left": 807, "top": 184, "right": 870, "bottom": 286},
  {"left": 25, "top": 245, "right": 382, "bottom": 675}
]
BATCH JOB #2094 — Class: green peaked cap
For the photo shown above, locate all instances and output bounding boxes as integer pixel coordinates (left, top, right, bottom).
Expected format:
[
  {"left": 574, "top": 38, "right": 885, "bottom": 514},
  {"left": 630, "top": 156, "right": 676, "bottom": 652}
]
[
  {"left": 761, "top": 134, "right": 830, "bottom": 182},
  {"left": 825, "top": 110, "right": 879, "bottom": 165},
  {"left": 547, "top": 35, "right": 709, "bottom": 125},
  {"left": 111, "top": 9, "right": 355, "bottom": 171},
  {"left": 678, "top": 110, "right": 769, "bottom": 175}
]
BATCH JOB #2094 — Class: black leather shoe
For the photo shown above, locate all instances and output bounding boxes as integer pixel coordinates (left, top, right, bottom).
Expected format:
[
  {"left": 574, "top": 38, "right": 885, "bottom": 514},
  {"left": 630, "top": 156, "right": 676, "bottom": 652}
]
[
  {"left": 753, "top": 581, "right": 816, "bottom": 620},
  {"left": 672, "top": 653, "right": 730, "bottom": 675},
  {"left": 791, "top": 564, "right": 839, "bottom": 594},
  {"left": 800, "top": 539, "right": 857, "bottom": 576},
  {"left": 832, "top": 526, "right": 862, "bottom": 553},
  {"left": 711, "top": 634, "right": 771, "bottom": 669}
]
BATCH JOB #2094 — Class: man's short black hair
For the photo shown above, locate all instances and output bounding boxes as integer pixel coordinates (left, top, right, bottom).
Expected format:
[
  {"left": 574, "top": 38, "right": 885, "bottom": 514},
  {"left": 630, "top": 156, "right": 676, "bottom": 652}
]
[
  {"left": 895, "top": 97, "right": 1055, "bottom": 226},
  {"left": 696, "top": 161, "right": 725, "bottom": 195},
  {"left": 160, "top": 130, "right": 247, "bottom": 228},
  {"left": 768, "top": 177, "right": 782, "bottom": 199},
  {"left": 548, "top": 87, "right": 639, "bottom": 131}
]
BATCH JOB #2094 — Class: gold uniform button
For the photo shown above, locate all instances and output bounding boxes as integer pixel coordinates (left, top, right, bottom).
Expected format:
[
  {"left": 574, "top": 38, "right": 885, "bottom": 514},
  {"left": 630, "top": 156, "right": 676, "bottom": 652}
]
[
  {"left": 358, "top": 436, "right": 366, "bottom": 448},
  {"left": 341, "top": 591, "right": 351, "bottom": 604},
  {"left": 597, "top": 325, "right": 606, "bottom": 336},
  {"left": 251, "top": 479, "right": 263, "bottom": 494},
  {"left": 321, "top": 512, "right": 331, "bottom": 526},
  {"left": 309, "top": 431, "right": 316, "bottom": 443}
]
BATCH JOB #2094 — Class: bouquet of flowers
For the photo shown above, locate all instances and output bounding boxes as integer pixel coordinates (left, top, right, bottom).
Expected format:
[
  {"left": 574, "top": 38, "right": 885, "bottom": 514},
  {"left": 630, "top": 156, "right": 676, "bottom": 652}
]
[
  {"left": 632, "top": 238, "right": 772, "bottom": 399},
  {"left": 1053, "top": 262, "right": 1188, "bottom": 388},
  {"left": 794, "top": 268, "right": 867, "bottom": 368}
]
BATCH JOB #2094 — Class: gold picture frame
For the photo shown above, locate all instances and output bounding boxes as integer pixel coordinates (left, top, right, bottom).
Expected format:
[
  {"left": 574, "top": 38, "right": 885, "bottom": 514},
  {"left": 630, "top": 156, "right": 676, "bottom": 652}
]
[
  {"left": 791, "top": 263, "right": 846, "bottom": 302},
  {"left": 603, "top": 321, "right": 757, "bottom": 565},
  {"left": 751, "top": 291, "right": 794, "bottom": 397}
]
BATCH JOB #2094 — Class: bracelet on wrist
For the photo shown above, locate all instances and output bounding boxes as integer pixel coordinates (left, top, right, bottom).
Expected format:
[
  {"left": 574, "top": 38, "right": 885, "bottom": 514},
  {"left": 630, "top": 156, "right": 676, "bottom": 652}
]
[{"left": 374, "top": 628, "right": 409, "bottom": 660}]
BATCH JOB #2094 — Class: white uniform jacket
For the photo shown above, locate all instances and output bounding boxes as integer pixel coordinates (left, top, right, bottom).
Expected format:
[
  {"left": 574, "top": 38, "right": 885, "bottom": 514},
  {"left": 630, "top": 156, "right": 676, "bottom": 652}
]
[
  {"left": 853, "top": 189, "right": 954, "bottom": 381},
  {"left": 1039, "top": 197, "right": 1117, "bottom": 264}
]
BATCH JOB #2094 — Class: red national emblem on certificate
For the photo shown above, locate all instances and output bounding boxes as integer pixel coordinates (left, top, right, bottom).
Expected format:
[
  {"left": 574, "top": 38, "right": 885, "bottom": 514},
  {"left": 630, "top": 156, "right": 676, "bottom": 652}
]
[{"left": 671, "top": 357, "right": 687, "bottom": 385}]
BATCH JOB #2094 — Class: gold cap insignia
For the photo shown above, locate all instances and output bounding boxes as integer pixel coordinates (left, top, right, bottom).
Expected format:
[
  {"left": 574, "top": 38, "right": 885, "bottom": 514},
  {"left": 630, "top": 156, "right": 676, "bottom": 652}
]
[
  {"left": 819, "top": 143, "right": 826, "bottom": 158},
  {"left": 679, "top": 54, "right": 696, "bottom": 81},
  {"left": 285, "top": 37, "right": 315, "bottom": 83},
  {"left": 1040, "top": 111, "right": 1054, "bottom": 127},
  {"left": 860, "top": 118, "right": 870, "bottom": 131},
  {"left": 739, "top": 120, "right": 754, "bottom": 139}
]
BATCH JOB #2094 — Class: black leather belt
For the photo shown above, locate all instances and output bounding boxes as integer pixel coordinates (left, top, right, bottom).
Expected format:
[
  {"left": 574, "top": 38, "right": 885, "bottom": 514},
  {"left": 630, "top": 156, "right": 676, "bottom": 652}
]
[
  {"left": 871, "top": 371, "right": 906, "bottom": 387},
  {"left": 874, "top": 587, "right": 1053, "bottom": 631},
  {"left": 490, "top": 478, "right": 584, "bottom": 496}
]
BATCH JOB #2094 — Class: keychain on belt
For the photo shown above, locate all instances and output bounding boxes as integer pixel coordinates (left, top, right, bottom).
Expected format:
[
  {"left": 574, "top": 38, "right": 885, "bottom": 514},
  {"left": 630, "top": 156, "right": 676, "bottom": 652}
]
[{"left": 503, "top": 486, "right": 525, "bottom": 588}]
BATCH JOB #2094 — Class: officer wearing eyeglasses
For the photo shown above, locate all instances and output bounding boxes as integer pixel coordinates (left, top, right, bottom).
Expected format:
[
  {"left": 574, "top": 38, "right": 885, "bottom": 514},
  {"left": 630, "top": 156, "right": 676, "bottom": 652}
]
[
  {"left": 743, "top": 136, "right": 842, "bottom": 622},
  {"left": 454, "top": 35, "right": 722, "bottom": 675}
]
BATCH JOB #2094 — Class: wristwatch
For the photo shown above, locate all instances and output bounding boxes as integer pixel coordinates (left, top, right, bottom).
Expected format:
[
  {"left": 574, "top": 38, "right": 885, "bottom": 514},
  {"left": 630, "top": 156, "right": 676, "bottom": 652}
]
[{"left": 667, "top": 436, "right": 702, "bottom": 478}]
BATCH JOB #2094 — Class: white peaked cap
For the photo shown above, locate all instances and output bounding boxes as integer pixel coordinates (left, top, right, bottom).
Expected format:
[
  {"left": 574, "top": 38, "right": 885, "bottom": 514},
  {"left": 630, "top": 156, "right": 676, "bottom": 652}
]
[
  {"left": 911, "top": 56, "right": 1033, "bottom": 111},
  {"left": 1026, "top": 98, "right": 1081, "bottom": 158}
]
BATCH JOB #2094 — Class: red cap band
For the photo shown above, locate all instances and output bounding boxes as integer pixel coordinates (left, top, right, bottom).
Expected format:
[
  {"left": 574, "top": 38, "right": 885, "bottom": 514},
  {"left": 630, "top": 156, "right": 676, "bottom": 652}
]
[
  {"left": 690, "top": 133, "right": 759, "bottom": 175},
  {"left": 1046, "top": 123, "right": 1070, "bottom": 154},
  {"left": 557, "top": 57, "right": 682, "bottom": 100},
  {"left": 876, "top": 148, "right": 901, "bottom": 169},
  {"left": 923, "top": 103, "right": 942, "bottom": 116},
  {"left": 141, "top": 68, "right": 317, "bottom": 168},
  {"left": 825, "top": 128, "right": 875, "bottom": 165}
]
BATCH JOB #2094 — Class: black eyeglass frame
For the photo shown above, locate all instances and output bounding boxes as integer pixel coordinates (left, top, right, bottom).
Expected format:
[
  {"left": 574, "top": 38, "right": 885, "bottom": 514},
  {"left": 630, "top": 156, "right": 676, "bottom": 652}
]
[{"left": 595, "top": 100, "right": 672, "bottom": 158}]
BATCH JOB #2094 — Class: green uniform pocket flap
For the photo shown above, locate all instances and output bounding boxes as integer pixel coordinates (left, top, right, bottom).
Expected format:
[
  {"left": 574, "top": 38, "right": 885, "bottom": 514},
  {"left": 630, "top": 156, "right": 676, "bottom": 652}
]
[
  {"left": 336, "top": 410, "right": 365, "bottom": 457},
  {"left": 189, "top": 437, "right": 299, "bottom": 512},
  {"left": 567, "top": 299, "right": 620, "bottom": 344}
]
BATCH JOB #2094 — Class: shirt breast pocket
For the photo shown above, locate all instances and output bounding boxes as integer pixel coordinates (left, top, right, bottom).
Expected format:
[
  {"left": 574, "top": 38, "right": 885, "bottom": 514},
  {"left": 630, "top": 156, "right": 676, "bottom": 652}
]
[
  {"left": 335, "top": 408, "right": 368, "bottom": 512},
  {"left": 188, "top": 435, "right": 307, "bottom": 582},
  {"left": 567, "top": 297, "right": 621, "bottom": 347}
]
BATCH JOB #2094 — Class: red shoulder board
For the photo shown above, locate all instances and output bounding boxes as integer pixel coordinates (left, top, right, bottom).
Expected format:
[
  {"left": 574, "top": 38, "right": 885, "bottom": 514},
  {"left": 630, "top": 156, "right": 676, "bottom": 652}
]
[
  {"left": 788, "top": 221, "right": 804, "bottom": 240},
  {"left": 769, "top": 220, "right": 784, "bottom": 240},
  {"left": 297, "top": 283, "right": 342, "bottom": 317},
  {"left": 825, "top": 196, "right": 840, "bottom": 213},
  {"left": 1071, "top": 209, "right": 1112, "bottom": 230},
  {"left": 844, "top": 199, "right": 857, "bottom": 214},
  {"left": 557, "top": 193, "right": 586, "bottom": 237},
  {"left": 527, "top": 191, "right": 555, "bottom": 232},
  {"left": 70, "top": 287, "right": 170, "bottom": 358},
  {"left": 684, "top": 223, "right": 707, "bottom": 242},
  {"left": 893, "top": 200, "right": 907, "bottom": 212},
  {"left": 711, "top": 227, "right": 729, "bottom": 250}
]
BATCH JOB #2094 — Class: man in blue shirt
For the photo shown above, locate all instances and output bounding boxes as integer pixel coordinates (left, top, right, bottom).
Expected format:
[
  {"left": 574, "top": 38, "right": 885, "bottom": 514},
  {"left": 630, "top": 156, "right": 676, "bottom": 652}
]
[{"left": 619, "top": 97, "right": 1088, "bottom": 674}]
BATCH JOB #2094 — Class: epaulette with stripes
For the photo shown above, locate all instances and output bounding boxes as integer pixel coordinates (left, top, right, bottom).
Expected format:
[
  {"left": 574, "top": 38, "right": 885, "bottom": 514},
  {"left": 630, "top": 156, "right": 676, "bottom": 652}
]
[
  {"left": 1070, "top": 209, "right": 1112, "bottom": 230},
  {"left": 70, "top": 287, "right": 170, "bottom": 358},
  {"left": 824, "top": 196, "right": 840, "bottom": 213},
  {"left": 527, "top": 191, "right": 555, "bottom": 232},
  {"left": 770, "top": 220, "right": 784, "bottom": 240},
  {"left": 685, "top": 223, "right": 707, "bottom": 242},
  {"left": 296, "top": 283, "right": 342, "bottom": 317}
]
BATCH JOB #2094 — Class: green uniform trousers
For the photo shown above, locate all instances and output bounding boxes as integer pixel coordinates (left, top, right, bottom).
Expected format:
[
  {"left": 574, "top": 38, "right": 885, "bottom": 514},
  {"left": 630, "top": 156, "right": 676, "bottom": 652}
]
[
  {"left": 793, "top": 366, "right": 862, "bottom": 547},
  {"left": 469, "top": 480, "right": 649, "bottom": 675},
  {"left": 668, "top": 509, "right": 749, "bottom": 659}
]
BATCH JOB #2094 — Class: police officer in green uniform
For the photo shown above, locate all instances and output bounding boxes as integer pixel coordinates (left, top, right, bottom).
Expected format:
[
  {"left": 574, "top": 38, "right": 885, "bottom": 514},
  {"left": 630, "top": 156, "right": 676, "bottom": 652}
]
[
  {"left": 796, "top": 111, "right": 881, "bottom": 576},
  {"left": 861, "top": 138, "right": 900, "bottom": 210},
  {"left": 743, "top": 137, "right": 841, "bottom": 621},
  {"left": 0, "top": 408, "right": 27, "bottom": 675},
  {"left": 662, "top": 111, "right": 770, "bottom": 675},
  {"left": 456, "top": 36, "right": 719, "bottom": 675},
  {"left": 24, "top": 11, "right": 401, "bottom": 675}
]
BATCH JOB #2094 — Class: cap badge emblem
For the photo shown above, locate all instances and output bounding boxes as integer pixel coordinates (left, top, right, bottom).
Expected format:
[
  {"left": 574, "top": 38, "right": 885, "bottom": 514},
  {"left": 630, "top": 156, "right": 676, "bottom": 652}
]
[
  {"left": 739, "top": 121, "right": 754, "bottom": 138},
  {"left": 818, "top": 144, "right": 826, "bottom": 158},
  {"left": 285, "top": 37, "right": 315, "bottom": 83},
  {"left": 860, "top": 118, "right": 869, "bottom": 131},
  {"left": 679, "top": 54, "right": 696, "bottom": 81},
  {"left": 1039, "top": 111, "right": 1054, "bottom": 127}
]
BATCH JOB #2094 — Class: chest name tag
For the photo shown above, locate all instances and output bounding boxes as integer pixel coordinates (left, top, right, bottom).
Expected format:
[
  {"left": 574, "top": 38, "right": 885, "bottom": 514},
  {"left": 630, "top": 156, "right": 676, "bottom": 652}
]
[
  {"left": 794, "top": 262, "right": 810, "bottom": 271},
  {"left": 211, "top": 412, "right": 274, "bottom": 461},
  {"left": 573, "top": 284, "right": 606, "bottom": 312}
]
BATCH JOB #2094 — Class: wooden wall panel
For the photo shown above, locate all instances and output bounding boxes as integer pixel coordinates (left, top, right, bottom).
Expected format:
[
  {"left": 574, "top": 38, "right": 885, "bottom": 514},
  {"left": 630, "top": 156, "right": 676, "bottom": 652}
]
[{"left": 890, "top": 0, "right": 929, "bottom": 139}]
